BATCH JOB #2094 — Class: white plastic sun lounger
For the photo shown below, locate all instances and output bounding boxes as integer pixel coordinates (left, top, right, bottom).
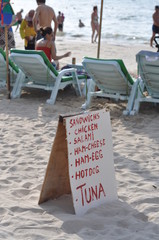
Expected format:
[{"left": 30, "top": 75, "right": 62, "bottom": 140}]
[
  {"left": 130, "top": 50, "right": 159, "bottom": 115},
  {"left": 81, "top": 57, "right": 138, "bottom": 115},
  {"left": 0, "top": 48, "right": 25, "bottom": 88},
  {"left": 10, "top": 49, "right": 87, "bottom": 104}
]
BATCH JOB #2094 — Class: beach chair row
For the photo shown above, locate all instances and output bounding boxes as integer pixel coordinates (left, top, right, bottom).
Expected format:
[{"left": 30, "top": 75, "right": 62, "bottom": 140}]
[
  {"left": 0, "top": 48, "right": 159, "bottom": 115},
  {"left": 81, "top": 51, "right": 159, "bottom": 115},
  {"left": 0, "top": 48, "right": 86, "bottom": 104}
]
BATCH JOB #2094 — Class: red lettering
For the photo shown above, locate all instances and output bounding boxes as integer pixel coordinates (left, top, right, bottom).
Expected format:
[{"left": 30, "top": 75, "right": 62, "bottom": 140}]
[
  {"left": 74, "top": 146, "right": 86, "bottom": 155},
  {"left": 76, "top": 182, "right": 106, "bottom": 206},
  {"left": 89, "top": 168, "right": 93, "bottom": 176},
  {"left": 75, "top": 171, "right": 81, "bottom": 179},
  {"left": 99, "top": 183, "right": 106, "bottom": 198},
  {"left": 75, "top": 158, "right": 81, "bottom": 167},
  {"left": 75, "top": 154, "right": 90, "bottom": 167},
  {"left": 73, "top": 139, "right": 106, "bottom": 154},
  {"left": 70, "top": 118, "right": 75, "bottom": 128},
  {"left": 81, "top": 170, "right": 85, "bottom": 178},
  {"left": 96, "top": 165, "right": 99, "bottom": 173},
  {"left": 91, "top": 185, "right": 98, "bottom": 200},
  {"left": 85, "top": 187, "right": 91, "bottom": 204},
  {"left": 76, "top": 183, "right": 86, "bottom": 206},
  {"left": 69, "top": 113, "right": 100, "bottom": 129},
  {"left": 75, "top": 166, "right": 100, "bottom": 179},
  {"left": 92, "top": 152, "right": 95, "bottom": 161},
  {"left": 85, "top": 168, "right": 88, "bottom": 177}
]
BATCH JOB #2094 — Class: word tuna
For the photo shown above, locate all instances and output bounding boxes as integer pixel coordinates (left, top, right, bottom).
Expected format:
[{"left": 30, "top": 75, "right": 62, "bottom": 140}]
[{"left": 76, "top": 182, "right": 106, "bottom": 206}]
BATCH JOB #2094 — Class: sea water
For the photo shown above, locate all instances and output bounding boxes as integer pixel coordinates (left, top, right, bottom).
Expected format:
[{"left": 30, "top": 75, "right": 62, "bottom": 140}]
[{"left": 11, "top": 0, "right": 159, "bottom": 45}]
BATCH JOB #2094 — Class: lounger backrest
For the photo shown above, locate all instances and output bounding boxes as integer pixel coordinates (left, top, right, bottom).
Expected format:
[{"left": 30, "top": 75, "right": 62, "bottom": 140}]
[
  {"left": 10, "top": 49, "right": 58, "bottom": 76},
  {"left": 136, "top": 50, "right": 159, "bottom": 97},
  {"left": 82, "top": 57, "right": 134, "bottom": 95},
  {"left": 10, "top": 49, "right": 87, "bottom": 87},
  {"left": 10, "top": 49, "right": 60, "bottom": 86},
  {"left": 0, "top": 49, "right": 7, "bottom": 81},
  {"left": 0, "top": 48, "right": 19, "bottom": 73}
]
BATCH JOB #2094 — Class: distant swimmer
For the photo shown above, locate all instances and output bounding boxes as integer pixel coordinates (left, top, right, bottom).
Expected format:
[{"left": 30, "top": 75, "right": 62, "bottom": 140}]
[
  {"left": 91, "top": 6, "right": 99, "bottom": 43},
  {"left": 79, "top": 19, "right": 85, "bottom": 28},
  {"left": 150, "top": 5, "right": 159, "bottom": 47}
]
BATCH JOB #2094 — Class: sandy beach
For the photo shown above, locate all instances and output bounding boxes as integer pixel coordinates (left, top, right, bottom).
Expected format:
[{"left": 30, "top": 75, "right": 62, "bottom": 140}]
[{"left": 0, "top": 33, "right": 159, "bottom": 239}]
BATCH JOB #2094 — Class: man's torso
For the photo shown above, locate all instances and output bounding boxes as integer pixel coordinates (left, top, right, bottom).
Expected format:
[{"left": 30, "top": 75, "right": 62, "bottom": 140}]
[{"left": 37, "top": 5, "right": 55, "bottom": 28}]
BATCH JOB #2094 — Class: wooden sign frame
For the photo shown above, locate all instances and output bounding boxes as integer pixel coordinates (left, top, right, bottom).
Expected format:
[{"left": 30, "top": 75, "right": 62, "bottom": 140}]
[{"left": 39, "top": 115, "right": 72, "bottom": 204}]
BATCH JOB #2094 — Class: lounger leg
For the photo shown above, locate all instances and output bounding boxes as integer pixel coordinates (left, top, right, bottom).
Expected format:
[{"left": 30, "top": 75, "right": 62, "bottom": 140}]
[
  {"left": 46, "top": 75, "right": 62, "bottom": 104},
  {"left": 123, "top": 78, "right": 139, "bottom": 115},
  {"left": 130, "top": 79, "right": 145, "bottom": 115},
  {"left": 11, "top": 70, "right": 25, "bottom": 99},
  {"left": 81, "top": 79, "right": 95, "bottom": 109},
  {"left": 0, "top": 81, "right": 6, "bottom": 88},
  {"left": 47, "top": 69, "right": 82, "bottom": 104},
  {"left": 72, "top": 71, "right": 82, "bottom": 96}
]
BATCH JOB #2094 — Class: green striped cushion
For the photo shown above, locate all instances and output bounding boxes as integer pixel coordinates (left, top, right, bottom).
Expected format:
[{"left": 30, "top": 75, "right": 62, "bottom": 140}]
[
  {"left": 10, "top": 49, "right": 87, "bottom": 82},
  {"left": 84, "top": 57, "right": 134, "bottom": 85},
  {"left": 0, "top": 48, "right": 19, "bottom": 73}
]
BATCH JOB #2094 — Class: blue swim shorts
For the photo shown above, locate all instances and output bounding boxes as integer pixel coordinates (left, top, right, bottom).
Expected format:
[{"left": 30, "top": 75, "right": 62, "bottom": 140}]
[{"left": 152, "top": 24, "right": 159, "bottom": 33}]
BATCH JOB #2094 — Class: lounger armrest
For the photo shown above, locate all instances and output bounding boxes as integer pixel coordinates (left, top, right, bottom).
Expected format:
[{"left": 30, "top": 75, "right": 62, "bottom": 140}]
[{"left": 58, "top": 68, "right": 77, "bottom": 78}]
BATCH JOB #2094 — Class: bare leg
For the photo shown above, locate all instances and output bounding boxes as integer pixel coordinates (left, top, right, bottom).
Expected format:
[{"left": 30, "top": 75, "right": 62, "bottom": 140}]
[
  {"left": 150, "top": 32, "right": 156, "bottom": 47},
  {"left": 94, "top": 25, "right": 99, "bottom": 42},
  {"left": 94, "top": 32, "right": 98, "bottom": 42},
  {"left": 91, "top": 30, "right": 95, "bottom": 43},
  {"left": 91, "top": 24, "right": 96, "bottom": 43}
]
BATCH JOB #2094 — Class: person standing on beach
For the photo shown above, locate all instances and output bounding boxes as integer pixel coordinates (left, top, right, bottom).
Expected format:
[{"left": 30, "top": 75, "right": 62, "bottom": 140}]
[
  {"left": 57, "top": 11, "right": 63, "bottom": 32},
  {"left": 91, "top": 6, "right": 99, "bottom": 43},
  {"left": 61, "top": 13, "right": 65, "bottom": 31},
  {"left": 150, "top": 5, "right": 159, "bottom": 47},
  {"left": 33, "top": 0, "right": 58, "bottom": 41},
  {"left": 20, "top": 10, "right": 36, "bottom": 50}
]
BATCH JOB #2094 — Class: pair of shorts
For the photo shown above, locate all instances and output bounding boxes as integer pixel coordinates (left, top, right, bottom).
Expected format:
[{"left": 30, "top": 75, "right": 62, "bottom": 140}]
[
  {"left": 152, "top": 24, "right": 159, "bottom": 33},
  {"left": 0, "top": 28, "right": 15, "bottom": 50}
]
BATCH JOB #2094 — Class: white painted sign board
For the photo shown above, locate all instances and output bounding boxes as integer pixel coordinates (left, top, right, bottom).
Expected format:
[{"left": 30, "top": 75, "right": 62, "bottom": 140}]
[{"left": 65, "top": 109, "right": 117, "bottom": 215}]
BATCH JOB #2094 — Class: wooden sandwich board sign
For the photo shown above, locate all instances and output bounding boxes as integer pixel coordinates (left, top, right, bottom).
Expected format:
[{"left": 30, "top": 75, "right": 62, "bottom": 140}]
[{"left": 39, "top": 109, "right": 117, "bottom": 215}]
